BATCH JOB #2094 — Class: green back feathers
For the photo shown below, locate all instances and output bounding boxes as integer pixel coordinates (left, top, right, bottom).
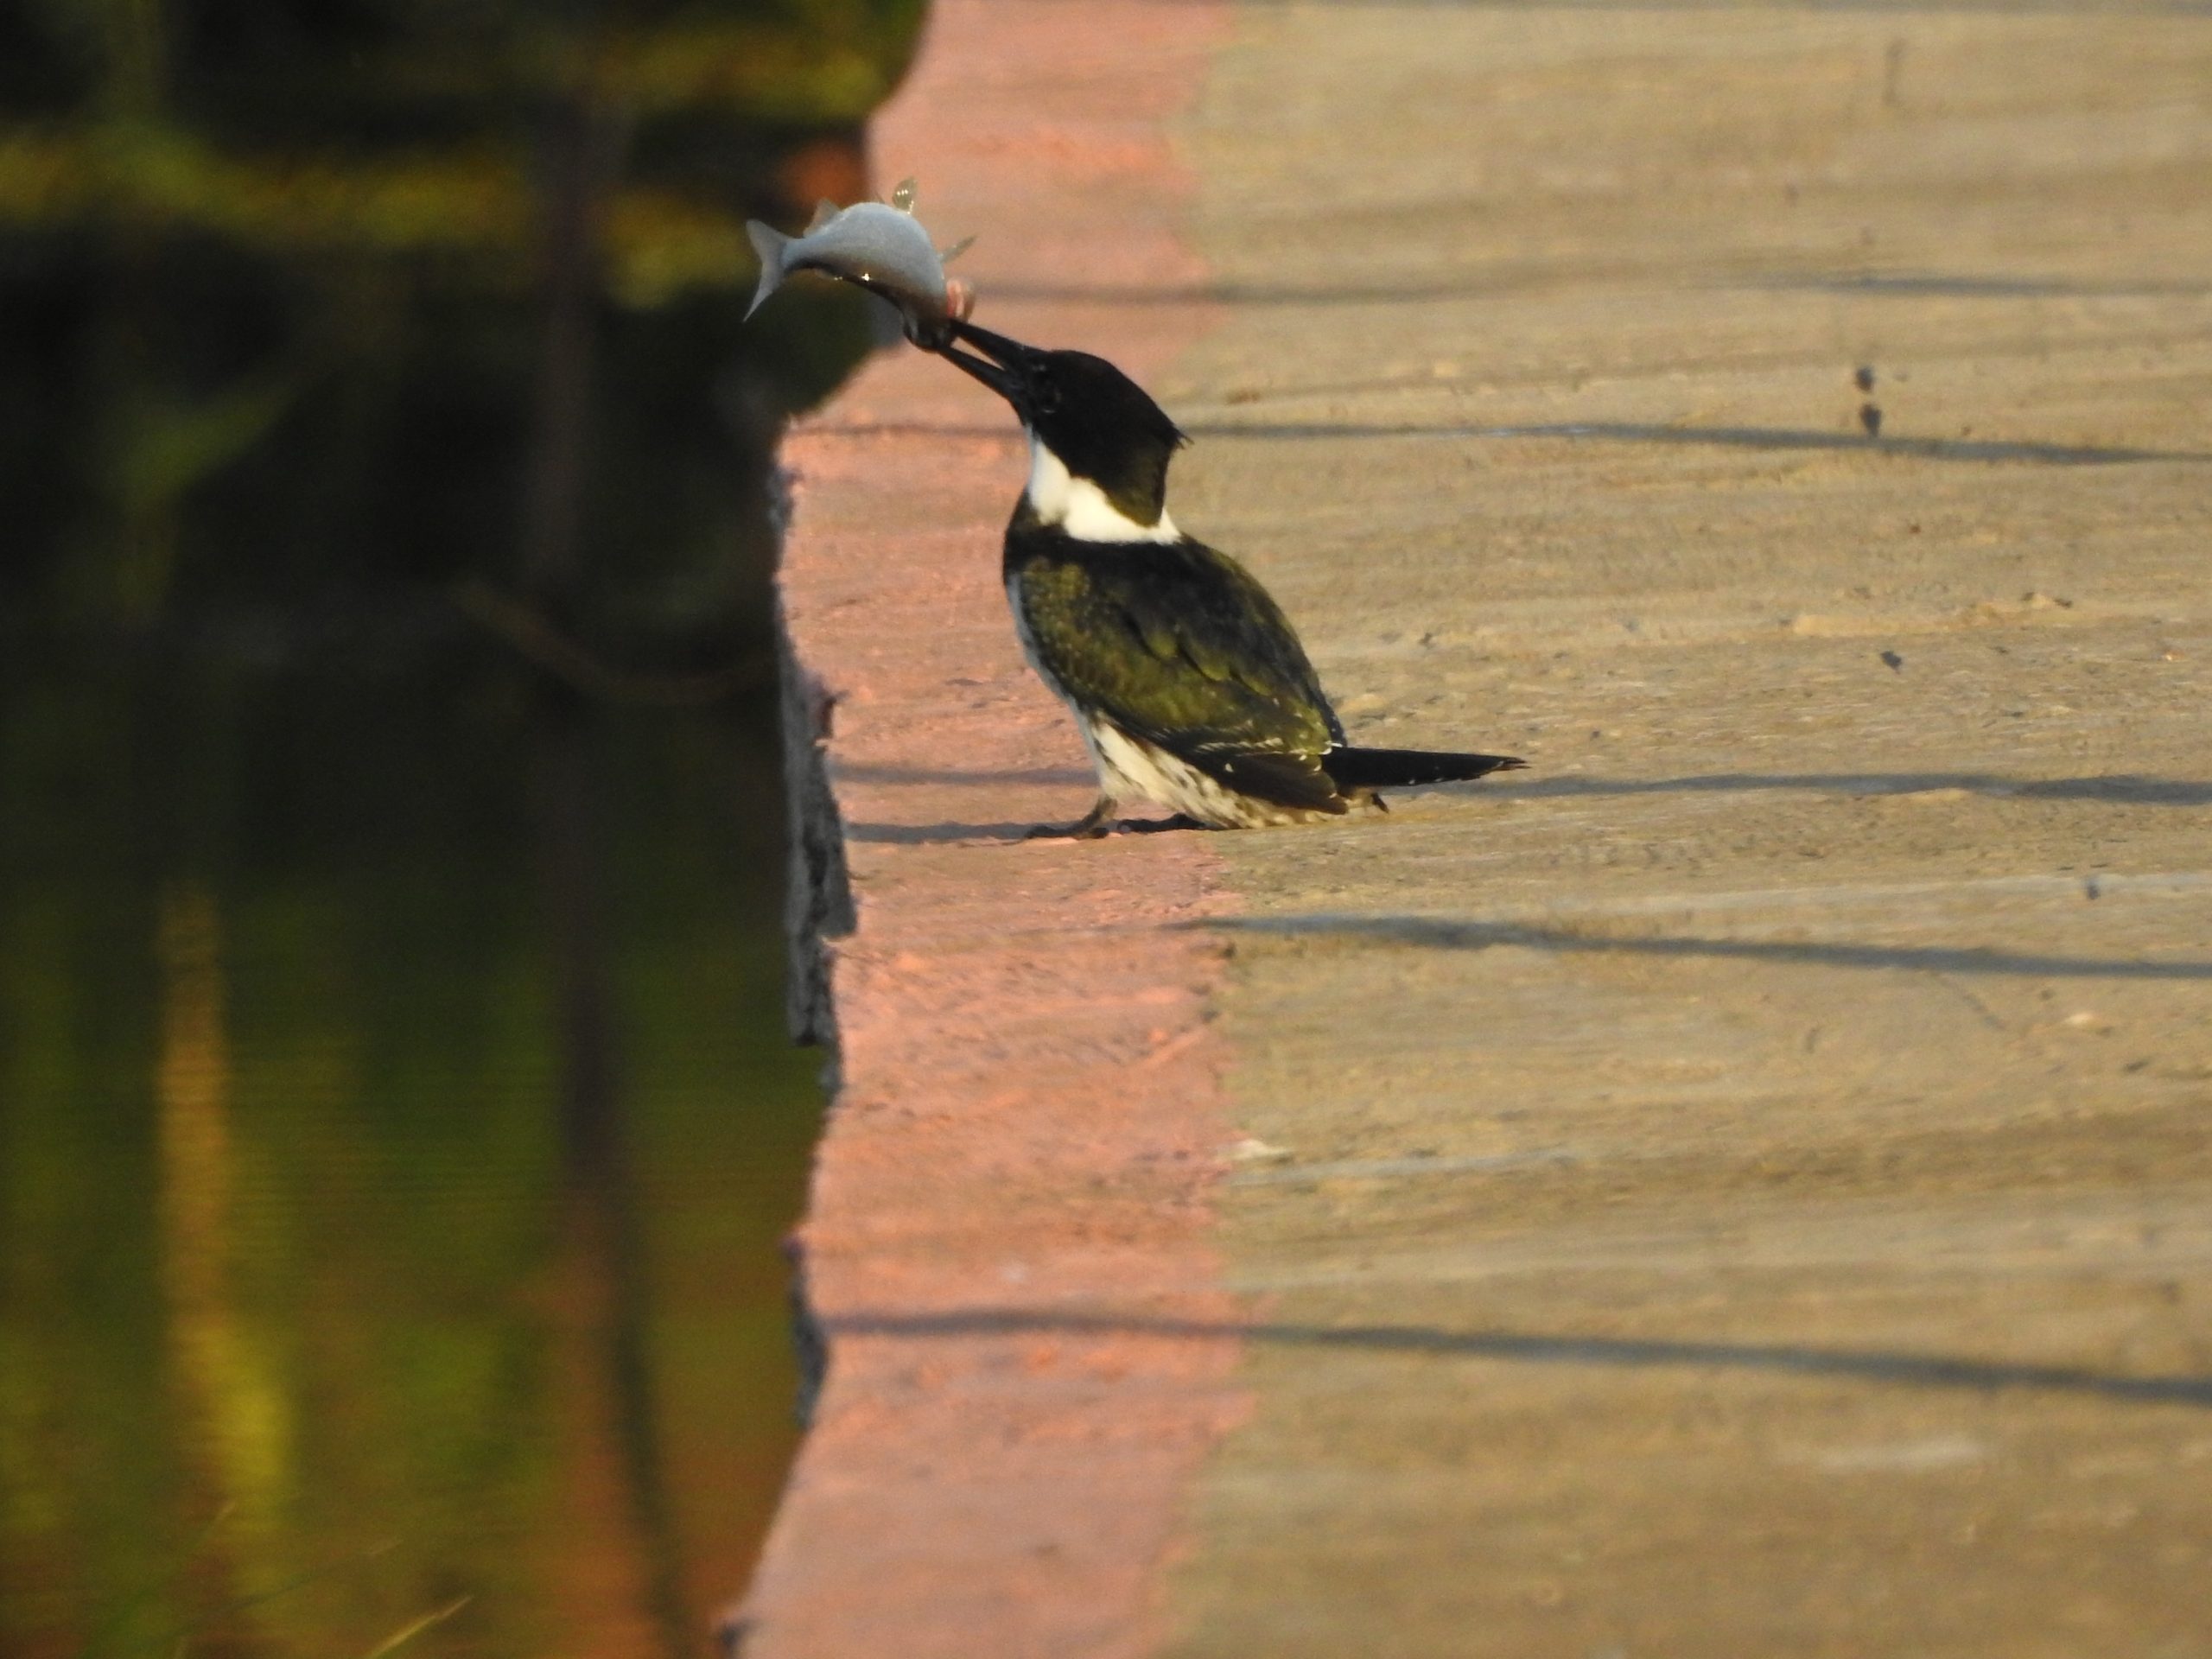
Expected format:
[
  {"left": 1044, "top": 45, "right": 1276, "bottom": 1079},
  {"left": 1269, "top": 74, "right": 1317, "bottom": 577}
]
[{"left": 1009, "top": 530, "right": 1344, "bottom": 805}]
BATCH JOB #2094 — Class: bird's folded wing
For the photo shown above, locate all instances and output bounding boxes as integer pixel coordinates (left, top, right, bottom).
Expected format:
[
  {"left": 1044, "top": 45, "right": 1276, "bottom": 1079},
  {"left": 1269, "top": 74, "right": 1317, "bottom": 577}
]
[{"left": 1015, "top": 541, "right": 1345, "bottom": 808}]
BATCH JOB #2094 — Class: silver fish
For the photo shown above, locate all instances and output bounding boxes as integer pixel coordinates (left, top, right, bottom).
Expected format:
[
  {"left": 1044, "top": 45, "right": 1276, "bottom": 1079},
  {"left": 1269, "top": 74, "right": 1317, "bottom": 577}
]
[{"left": 746, "top": 180, "right": 975, "bottom": 346}]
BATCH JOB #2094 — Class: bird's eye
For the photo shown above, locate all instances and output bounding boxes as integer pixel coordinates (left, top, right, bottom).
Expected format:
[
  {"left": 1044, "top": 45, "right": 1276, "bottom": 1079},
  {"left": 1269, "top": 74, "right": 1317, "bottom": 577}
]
[{"left": 1032, "top": 383, "right": 1060, "bottom": 414}]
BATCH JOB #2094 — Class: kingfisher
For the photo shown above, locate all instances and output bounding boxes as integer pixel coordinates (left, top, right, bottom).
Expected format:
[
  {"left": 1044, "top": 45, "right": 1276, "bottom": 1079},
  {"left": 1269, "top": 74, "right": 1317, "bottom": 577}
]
[{"left": 934, "top": 321, "right": 1525, "bottom": 837}]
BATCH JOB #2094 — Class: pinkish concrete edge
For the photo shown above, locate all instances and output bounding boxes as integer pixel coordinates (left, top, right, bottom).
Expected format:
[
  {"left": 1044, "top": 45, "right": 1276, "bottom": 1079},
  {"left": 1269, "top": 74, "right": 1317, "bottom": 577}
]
[{"left": 734, "top": 3, "right": 1243, "bottom": 1656}]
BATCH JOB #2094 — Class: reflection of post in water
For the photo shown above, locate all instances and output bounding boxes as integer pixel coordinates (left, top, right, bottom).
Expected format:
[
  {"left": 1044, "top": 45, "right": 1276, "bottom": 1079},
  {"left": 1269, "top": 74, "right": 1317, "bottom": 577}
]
[
  {"left": 155, "top": 883, "right": 290, "bottom": 1647},
  {"left": 519, "top": 58, "right": 690, "bottom": 1659}
]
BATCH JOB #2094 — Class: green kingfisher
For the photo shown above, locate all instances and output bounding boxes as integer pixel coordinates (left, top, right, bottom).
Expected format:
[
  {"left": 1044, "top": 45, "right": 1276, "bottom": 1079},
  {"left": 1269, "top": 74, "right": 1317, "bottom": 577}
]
[{"left": 934, "top": 321, "right": 1525, "bottom": 837}]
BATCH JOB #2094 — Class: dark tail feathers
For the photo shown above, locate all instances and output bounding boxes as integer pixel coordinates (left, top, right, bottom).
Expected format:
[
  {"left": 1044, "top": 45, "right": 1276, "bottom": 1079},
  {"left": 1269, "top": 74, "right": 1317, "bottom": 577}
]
[{"left": 1325, "top": 746, "right": 1526, "bottom": 789}]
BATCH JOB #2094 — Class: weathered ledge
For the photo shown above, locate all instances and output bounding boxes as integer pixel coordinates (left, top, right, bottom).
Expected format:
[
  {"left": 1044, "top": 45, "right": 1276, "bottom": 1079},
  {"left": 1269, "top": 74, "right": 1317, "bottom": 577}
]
[{"left": 733, "top": 3, "right": 1241, "bottom": 1654}]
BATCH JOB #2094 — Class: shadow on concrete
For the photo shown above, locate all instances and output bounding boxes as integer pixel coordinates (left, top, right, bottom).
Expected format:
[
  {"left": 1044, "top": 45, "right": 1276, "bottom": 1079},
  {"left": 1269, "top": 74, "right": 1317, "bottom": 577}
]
[
  {"left": 1198, "top": 914, "right": 2212, "bottom": 980},
  {"left": 1489, "top": 772, "right": 2212, "bottom": 806},
  {"left": 968, "top": 268, "right": 2209, "bottom": 310},
  {"left": 845, "top": 819, "right": 1040, "bottom": 845},
  {"left": 837, "top": 762, "right": 1094, "bottom": 787},
  {"left": 1188, "top": 421, "right": 2209, "bottom": 467},
  {"left": 833, "top": 763, "right": 1090, "bottom": 842},
  {"left": 830, "top": 1308, "right": 2212, "bottom": 1408},
  {"left": 1751, "top": 270, "right": 2212, "bottom": 299},
  {"left": 986, "top": 270, "right": 2212, "bottom": 311},
  {"left": 846, "top": 815, "right": 1194, "bottom": 846},
  {"left": 809, "top": 417, "right": 2205, "bottom": 467},
  {"left": 839, "top": 770, "right": 2212, "bottom": 844},
  {"left": 982, "top": 278, "right": 1526, "bottom": 308}
]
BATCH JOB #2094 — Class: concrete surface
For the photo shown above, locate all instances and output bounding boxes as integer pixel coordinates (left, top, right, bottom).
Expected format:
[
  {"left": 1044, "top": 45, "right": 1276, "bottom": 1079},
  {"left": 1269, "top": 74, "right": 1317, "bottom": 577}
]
[
  {"left": 748, "top": 3, "right": 2212, "bottom": 1655},
  {"left": 1167, "top": 10, "right": 2212, "bottom": 1656}
]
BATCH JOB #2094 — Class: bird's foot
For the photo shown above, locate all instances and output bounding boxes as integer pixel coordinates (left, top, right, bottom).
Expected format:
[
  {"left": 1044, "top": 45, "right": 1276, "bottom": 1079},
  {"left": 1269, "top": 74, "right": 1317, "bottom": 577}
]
[{"left": 1025, "top": 796, "right": 1117, "bottom": 840}]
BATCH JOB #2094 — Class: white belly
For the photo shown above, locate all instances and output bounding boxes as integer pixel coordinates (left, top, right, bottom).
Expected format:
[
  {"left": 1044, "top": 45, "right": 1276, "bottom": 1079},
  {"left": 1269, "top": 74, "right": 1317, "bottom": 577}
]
[{"left": 1087, "top": 720, "right": 1286, "bottom": 826}]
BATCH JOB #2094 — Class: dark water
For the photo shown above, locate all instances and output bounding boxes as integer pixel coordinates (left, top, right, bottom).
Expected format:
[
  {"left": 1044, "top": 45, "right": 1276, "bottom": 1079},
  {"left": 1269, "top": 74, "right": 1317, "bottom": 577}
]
[
  {"left": 0, "top": 2, "right": 924, "bottom": 1649},
  {"left": 1, "top": 658, "right": 823, "bottom": 1656}
]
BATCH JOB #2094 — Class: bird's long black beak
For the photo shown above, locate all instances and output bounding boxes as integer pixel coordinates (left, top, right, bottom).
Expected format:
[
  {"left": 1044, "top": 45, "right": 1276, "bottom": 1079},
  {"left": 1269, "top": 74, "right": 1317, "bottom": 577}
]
[{"left": 933, "top": 320, "right": 1043, "bottom": 410}]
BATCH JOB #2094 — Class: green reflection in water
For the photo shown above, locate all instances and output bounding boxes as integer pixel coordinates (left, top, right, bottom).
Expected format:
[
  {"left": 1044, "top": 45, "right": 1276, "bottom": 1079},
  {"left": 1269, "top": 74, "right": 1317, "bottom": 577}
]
[
  {"left": 1, "top": 663, "right": 824, "bottom": 1656},
  {"left": 0, "top": 0, "right": 927, "bottom": 1648}
]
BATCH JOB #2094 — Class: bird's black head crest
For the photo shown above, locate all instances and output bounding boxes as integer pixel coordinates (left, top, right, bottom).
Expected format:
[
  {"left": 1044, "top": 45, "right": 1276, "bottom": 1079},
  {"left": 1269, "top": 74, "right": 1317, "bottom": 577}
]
[{"left": 937, "top": 322, "right": 1187, "bottom": 524}]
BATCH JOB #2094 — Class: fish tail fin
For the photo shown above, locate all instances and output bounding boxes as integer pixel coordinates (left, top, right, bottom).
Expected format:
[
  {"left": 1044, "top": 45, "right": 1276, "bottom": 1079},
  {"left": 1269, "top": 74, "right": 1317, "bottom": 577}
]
[
  {"left": 1325, "top": 746, "right": 1526, "bottom": 788},
  {"left": 745, "top": 220, "right": 792, "bottom": 319}
]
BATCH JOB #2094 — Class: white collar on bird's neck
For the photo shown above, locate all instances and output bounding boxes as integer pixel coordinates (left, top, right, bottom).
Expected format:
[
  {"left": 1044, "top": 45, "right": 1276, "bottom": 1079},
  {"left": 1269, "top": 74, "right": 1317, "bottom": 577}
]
[{"left": 1024, "top": 435, "right": 1180, "bottom": 543}]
